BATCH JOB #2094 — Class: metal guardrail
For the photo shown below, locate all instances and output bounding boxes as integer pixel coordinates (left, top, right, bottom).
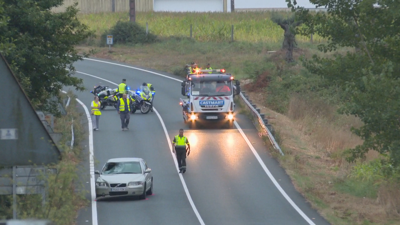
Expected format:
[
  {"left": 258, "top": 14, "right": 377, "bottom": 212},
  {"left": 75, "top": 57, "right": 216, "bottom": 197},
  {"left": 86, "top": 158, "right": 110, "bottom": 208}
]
[
  {"left": 70, "top": 118, "right": 74, "bottom": 150},
  {"left": 239, "top": 91, "right": 284, "bottom": 156}
]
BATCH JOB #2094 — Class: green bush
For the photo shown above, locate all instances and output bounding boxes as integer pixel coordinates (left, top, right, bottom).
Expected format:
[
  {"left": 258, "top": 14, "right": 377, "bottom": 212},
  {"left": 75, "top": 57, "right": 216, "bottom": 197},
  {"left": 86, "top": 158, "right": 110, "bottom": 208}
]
[
  {"left": 171, "top": 66, "right": 187, "bottom": 77},
  {"left": 101, "top": 21, "right": 157, "bottom": 46}
]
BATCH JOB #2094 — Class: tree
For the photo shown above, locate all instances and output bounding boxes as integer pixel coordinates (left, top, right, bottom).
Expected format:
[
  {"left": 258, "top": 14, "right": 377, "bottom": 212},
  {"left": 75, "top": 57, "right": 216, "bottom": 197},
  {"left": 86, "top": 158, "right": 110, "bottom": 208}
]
[
  {"left": 287, "top": 0, "right": 400, "bottom": 167},
  {"left": 271, "top": 13, "right": 301, "bottom": 63},
  {"left": 1, "top": 0, "right": 92, "bottom": 115},
  {"left": 0, "top": 0, "right": 14, "bottom": 55}
]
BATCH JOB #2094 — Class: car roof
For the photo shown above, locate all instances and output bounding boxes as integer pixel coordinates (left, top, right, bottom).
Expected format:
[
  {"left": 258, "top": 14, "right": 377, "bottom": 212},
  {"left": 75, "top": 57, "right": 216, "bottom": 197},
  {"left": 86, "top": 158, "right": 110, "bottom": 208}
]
[{"left": 107, "top": 158, "right": 143, "bottom": 163}]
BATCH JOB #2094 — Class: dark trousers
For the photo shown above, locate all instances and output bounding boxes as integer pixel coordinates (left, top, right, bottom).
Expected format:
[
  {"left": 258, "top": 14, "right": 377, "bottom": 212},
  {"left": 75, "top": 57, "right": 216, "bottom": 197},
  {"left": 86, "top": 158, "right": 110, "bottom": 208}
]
[
  {"left": 120, "top": 112, "right": 130, "bottom": 128},
  {"left": 175, "top": 147, "right": 187, "bottom": 171}
]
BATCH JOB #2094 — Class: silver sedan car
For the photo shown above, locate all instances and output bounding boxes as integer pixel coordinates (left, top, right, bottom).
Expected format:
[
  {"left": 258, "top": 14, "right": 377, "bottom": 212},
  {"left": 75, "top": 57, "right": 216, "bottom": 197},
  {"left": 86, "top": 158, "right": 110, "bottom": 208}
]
[{"left": 95, "top": 158, "right": 153, "bottom": 199}]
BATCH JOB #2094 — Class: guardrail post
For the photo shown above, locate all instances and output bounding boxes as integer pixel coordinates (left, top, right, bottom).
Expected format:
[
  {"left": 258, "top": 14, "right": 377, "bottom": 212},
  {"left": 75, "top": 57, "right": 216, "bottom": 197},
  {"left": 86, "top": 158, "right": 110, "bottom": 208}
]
[
  {"left": 252, "top": 104, "right": 257, "bottom": 108},
  {"left": 256, "top": 108, "right": 261, "bottom": 113},
  {"left": 190, "top": 24, "right": 192, "bottom": 38},
  {"left": 264, "top": 118, "right": 269, "bottom": 124},
  {"left": 260, "top": 113, "right": 265, "bottom": 119}
]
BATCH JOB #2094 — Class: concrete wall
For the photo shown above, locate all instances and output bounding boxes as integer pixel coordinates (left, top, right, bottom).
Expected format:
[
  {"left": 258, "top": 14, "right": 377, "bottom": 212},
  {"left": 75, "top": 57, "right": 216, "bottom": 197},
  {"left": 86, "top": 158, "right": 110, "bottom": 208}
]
[
  {"left": 154, "top": 0, "right": 224, "bottom": 12},
  {"left": 51, "top": 0, "right": 153, "bottom": 13}
]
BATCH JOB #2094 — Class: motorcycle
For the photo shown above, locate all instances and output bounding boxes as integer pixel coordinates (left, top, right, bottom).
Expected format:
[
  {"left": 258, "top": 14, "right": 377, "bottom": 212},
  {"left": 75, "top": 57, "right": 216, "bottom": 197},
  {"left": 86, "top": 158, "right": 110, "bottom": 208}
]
[
  {"left": 129, "top": 86, "right": 153, "bottom": 114},
  {"left": 90, "top": 85, "right": 108, "bottom": 96},
  {"left": 97, "top": 88, "right": 119, "bottom": 110}
]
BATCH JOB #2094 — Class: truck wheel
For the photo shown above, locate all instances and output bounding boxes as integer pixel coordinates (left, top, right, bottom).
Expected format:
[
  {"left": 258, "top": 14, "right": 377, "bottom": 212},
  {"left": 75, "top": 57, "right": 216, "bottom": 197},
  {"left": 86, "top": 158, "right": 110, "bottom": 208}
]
[
  {"left": 188, "top": 121, "right": 195, "bottom": 129},
  {"left": 225, "top": 121, "right": 234, "bottom": 129}
]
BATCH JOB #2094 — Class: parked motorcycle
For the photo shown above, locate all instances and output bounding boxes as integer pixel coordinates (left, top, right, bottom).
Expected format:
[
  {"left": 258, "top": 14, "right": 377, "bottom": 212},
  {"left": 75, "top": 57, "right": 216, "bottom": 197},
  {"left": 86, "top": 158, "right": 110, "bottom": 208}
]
[
  {"left": 97, "top": 88, "right": 118, "bottom": 110},
  {"left": 129, "top": 86, "right": 153, "bottom": 114},
  {"left": 90, "top": 85, "right": 108, "bottom": 96}
]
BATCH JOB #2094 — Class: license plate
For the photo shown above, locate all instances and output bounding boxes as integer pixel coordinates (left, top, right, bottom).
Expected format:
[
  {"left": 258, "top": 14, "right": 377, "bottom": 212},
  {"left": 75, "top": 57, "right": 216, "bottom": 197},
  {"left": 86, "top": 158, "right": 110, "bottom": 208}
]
[
  {"left": 206, "top": 116, "right": 218, "bottom": 119},
  {"left": 111, "top": 187, "right": 126, "bottom": 192}
]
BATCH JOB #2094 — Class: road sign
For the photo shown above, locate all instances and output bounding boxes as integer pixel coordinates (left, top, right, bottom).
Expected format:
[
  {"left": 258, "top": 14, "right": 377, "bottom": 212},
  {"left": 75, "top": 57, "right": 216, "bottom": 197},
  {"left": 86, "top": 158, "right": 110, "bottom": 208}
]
[
  {"left": 0, "top": 129, "right": 17, "bottom": 140},
  {"left": 106, "top": 35, "right": 113, "bottom": 45}
]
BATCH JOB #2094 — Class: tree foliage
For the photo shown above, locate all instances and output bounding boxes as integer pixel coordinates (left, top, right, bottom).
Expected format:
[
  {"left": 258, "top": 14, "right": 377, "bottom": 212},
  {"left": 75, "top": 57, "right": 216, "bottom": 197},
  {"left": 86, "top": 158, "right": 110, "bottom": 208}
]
[
  {"left": 271, "top": 13, "right": 301, "bottom": 62},
  {"left": 1, "top": 0, "right": 92, "bottom": 115},
  {"left": 287, "top": 0, "right": 400, "bottom": 167}
]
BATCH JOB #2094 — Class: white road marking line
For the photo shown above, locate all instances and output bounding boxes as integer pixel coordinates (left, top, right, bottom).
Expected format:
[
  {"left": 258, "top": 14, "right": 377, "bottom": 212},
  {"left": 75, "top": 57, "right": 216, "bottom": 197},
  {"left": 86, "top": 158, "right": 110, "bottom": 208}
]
[
  {"left": 64, "top": 90, "right": 98, "bottom": 225},
  {"left": 74, "top": 70, "right": 205, "bottom": 225},
  {"left": 234, "top": 121, "right": 315, "bottom": 225},
  {"left": 83, "top": 58, "right": 182, "bottom": 82},
  {"left": 79, "top": 58, "right": 315, "bottom": 224}
]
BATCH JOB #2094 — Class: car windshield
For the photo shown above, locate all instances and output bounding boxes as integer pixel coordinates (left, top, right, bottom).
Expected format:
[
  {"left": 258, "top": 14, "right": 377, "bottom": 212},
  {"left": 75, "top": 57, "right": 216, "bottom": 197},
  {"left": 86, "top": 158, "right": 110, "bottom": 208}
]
[
  {"left": 102, "top": 162, "right": 142, "bottom": 174},
  {"left": 191, "top": 81, "right": 232, "bottom": 96}
]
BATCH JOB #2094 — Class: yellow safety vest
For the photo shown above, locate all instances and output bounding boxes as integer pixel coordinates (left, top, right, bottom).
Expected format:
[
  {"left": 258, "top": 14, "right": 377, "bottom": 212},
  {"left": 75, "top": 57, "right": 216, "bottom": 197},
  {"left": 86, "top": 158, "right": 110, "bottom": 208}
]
[
  {"left": 118, "top": 83, "right": 127, "bottom": 94},
  {"left": 147, "top": 83, "right": 155, "bottom": 93},
  {"left": 205, "top": 67, "right": 212, "bottom": 74},
  {"left": 173, "top": 135, "right": 189, "bottom": 146},
  {"left": 92, "top": 101, "right": 101, "bottom": 116},
  {"left": 119, "top": 98, "right": 130, "bottom": 112}
]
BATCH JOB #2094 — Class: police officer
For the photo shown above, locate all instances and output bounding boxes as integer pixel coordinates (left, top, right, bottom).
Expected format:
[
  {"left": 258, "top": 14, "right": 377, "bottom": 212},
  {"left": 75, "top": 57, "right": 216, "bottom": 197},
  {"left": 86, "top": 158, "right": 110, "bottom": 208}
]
[
  {"left": 205, "top": 63, "right": 212, "bottom": 74},
  {"left": 142, "top": 82, "right": 155, "bottom": 112},
  {"left": 172, "top": 129, "right": 191, "bottom": 173},
  {"left": 117, "top": 93, "right": 131, "bottom": 131},
  {"left": 117, "top": 79, "right": 127, "bottom": 98}
]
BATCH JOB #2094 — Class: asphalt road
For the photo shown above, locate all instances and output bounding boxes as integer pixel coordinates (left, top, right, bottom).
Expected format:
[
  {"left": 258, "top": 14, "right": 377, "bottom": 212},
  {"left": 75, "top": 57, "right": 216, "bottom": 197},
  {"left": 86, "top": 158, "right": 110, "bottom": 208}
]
[{"left": 73, "top": 58, "right": 330, "bottom": 225}]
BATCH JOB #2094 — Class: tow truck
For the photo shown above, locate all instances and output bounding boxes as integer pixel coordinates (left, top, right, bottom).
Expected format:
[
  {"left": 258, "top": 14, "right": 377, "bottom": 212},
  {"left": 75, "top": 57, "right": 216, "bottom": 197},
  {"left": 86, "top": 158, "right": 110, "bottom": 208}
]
[{"left": 180, "top": 67, "right": 241, "bottom": 129}]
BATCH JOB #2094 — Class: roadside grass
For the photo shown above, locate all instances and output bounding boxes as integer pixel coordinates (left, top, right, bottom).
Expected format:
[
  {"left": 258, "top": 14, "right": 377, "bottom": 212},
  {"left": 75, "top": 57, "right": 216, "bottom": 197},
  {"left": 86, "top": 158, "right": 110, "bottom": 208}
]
[
  {"left": 0, "top": 91, "right": 88, "bottom": 223},
  {"left": 78, "top": 12, "right": 325, "bottom": 43},
  {"left": 76, "top": 12, "right": 400, "bottom": 224}
]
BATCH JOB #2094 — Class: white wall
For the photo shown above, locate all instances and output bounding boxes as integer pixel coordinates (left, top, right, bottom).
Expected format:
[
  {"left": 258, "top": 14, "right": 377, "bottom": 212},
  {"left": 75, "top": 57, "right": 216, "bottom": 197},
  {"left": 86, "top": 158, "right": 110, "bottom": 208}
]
[
  {"left": 154, "top": 0, "right": 224, "bottom": 12},
  {"left": 227, "top": 0, "right": 316, "bottom": 11}
]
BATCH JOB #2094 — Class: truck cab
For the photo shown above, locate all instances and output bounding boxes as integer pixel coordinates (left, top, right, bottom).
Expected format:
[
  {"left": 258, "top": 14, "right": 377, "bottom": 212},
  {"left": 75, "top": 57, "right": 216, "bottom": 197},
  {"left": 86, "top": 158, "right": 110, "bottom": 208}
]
[{"left": 180, "top": 69, "right": 240, "bottom": 128}]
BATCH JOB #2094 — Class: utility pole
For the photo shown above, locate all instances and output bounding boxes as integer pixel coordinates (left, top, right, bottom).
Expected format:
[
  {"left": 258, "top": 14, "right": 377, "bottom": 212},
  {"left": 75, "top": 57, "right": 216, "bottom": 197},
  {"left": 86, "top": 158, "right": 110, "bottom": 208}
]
[
  {"left": 231, "top": 0, "right": 235, "bottom": 12},
  {"left": 129, "top": 0, "right": 136, "bottom": 22}
]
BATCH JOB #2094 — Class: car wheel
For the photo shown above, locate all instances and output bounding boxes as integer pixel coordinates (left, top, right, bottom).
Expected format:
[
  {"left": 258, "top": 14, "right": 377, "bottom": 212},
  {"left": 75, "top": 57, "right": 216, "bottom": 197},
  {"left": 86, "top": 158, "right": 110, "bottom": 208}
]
[
  {"left": 140, "top": 184, "right": 147, "bottom": 200},
  {"left": 146, "top": 178, "right": 153, "bottom": 195}
]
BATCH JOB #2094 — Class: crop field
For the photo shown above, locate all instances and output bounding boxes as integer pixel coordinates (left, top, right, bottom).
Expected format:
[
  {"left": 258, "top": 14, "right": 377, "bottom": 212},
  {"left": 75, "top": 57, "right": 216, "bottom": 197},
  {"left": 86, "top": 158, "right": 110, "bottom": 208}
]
[{"left": 78, "top": 12, "right": 324, "bottom": 43}]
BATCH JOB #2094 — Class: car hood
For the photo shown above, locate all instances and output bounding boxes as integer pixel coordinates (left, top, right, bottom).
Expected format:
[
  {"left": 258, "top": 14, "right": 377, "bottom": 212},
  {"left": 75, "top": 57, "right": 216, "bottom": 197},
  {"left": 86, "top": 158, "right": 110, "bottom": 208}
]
[{"left": 98, "top": 174, "right": 144, "bottom": 184}]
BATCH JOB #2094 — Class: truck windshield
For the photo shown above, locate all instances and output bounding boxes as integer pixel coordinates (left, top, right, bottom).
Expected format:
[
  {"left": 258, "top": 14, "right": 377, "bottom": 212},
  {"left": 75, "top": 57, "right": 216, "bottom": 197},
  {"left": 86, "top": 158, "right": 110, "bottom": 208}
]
[{"left": 191, "top": 81, "right": 232, "bottom": 96}]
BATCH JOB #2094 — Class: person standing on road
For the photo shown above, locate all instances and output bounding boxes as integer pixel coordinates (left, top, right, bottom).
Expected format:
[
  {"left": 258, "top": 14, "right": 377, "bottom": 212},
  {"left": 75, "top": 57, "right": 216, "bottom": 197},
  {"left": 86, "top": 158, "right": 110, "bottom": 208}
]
[
  {"left": 172, "top": 129, "right": 191, "bottom": 173},
  {"left": 117, "top": 93, "right": 131, "bottom": 131},
  {"left": 117, "top": 78, "right": 127, "bottom": 98},
  {"left": 91, "top": 96, "right": 101, "bottom": 131}
]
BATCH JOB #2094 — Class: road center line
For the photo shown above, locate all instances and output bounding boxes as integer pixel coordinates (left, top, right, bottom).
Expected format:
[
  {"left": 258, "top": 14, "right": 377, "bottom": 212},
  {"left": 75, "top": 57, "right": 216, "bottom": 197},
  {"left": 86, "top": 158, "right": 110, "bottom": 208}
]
[
  {"left": 75, "top": 70, "right": 205, "bottom": 225},
  {"left": 80, "top": 58, "right": 315, "bottom": 224}
]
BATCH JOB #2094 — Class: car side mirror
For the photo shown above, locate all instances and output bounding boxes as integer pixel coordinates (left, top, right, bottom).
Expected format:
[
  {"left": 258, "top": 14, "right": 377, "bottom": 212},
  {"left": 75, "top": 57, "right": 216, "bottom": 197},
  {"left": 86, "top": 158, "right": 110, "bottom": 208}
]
[
  {"left": 144, "top": 168, "right": 152, "bottom": 174},
  {"left": 95, "top": 170, "right": 100, "bottom": 175}
]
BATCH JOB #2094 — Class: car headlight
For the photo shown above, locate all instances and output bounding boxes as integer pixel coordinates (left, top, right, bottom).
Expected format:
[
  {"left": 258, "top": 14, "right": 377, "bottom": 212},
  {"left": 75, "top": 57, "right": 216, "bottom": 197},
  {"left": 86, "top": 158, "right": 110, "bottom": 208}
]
[
  {"left": 128, "top": 181, "right": 143, "bottom": 187},
  {"left": 96, "top": 182, "right": 108, "bottom": 187}
]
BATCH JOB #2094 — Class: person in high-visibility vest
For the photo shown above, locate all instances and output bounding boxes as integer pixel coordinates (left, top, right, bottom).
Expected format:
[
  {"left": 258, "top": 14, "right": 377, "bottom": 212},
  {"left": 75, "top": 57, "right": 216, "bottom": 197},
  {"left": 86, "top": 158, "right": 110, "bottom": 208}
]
[
  {"left": 172, "top": 128, "right": 191, "bottom": 173},
  {"left": 117, "top": 94, "right": 131, "bottom": 131},
  {"left": 91, "top": 96, "right": 101, "bottom": 131},
  {"left": 205, "top": 63, "right": 212, "bottom": 74},
  {"left": 117, "top": 78, "right": 127, "bottom": 98},
  {"left": 142, "top": 82, "right": 155, "bottom": 112}
]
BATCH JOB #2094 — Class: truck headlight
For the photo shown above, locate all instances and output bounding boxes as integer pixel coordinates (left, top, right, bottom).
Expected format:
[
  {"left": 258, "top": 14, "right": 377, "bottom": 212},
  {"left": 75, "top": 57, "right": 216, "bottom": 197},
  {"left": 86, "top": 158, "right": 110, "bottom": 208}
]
[
  {"left": 190, "top": 114, "right": 197, "bottom": 120},
  {"left": 128, "top": 181, "right": 143, "bottom": 187},
  {"left": 227, "top": 114, "right": 234, "bottom": 120}
]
